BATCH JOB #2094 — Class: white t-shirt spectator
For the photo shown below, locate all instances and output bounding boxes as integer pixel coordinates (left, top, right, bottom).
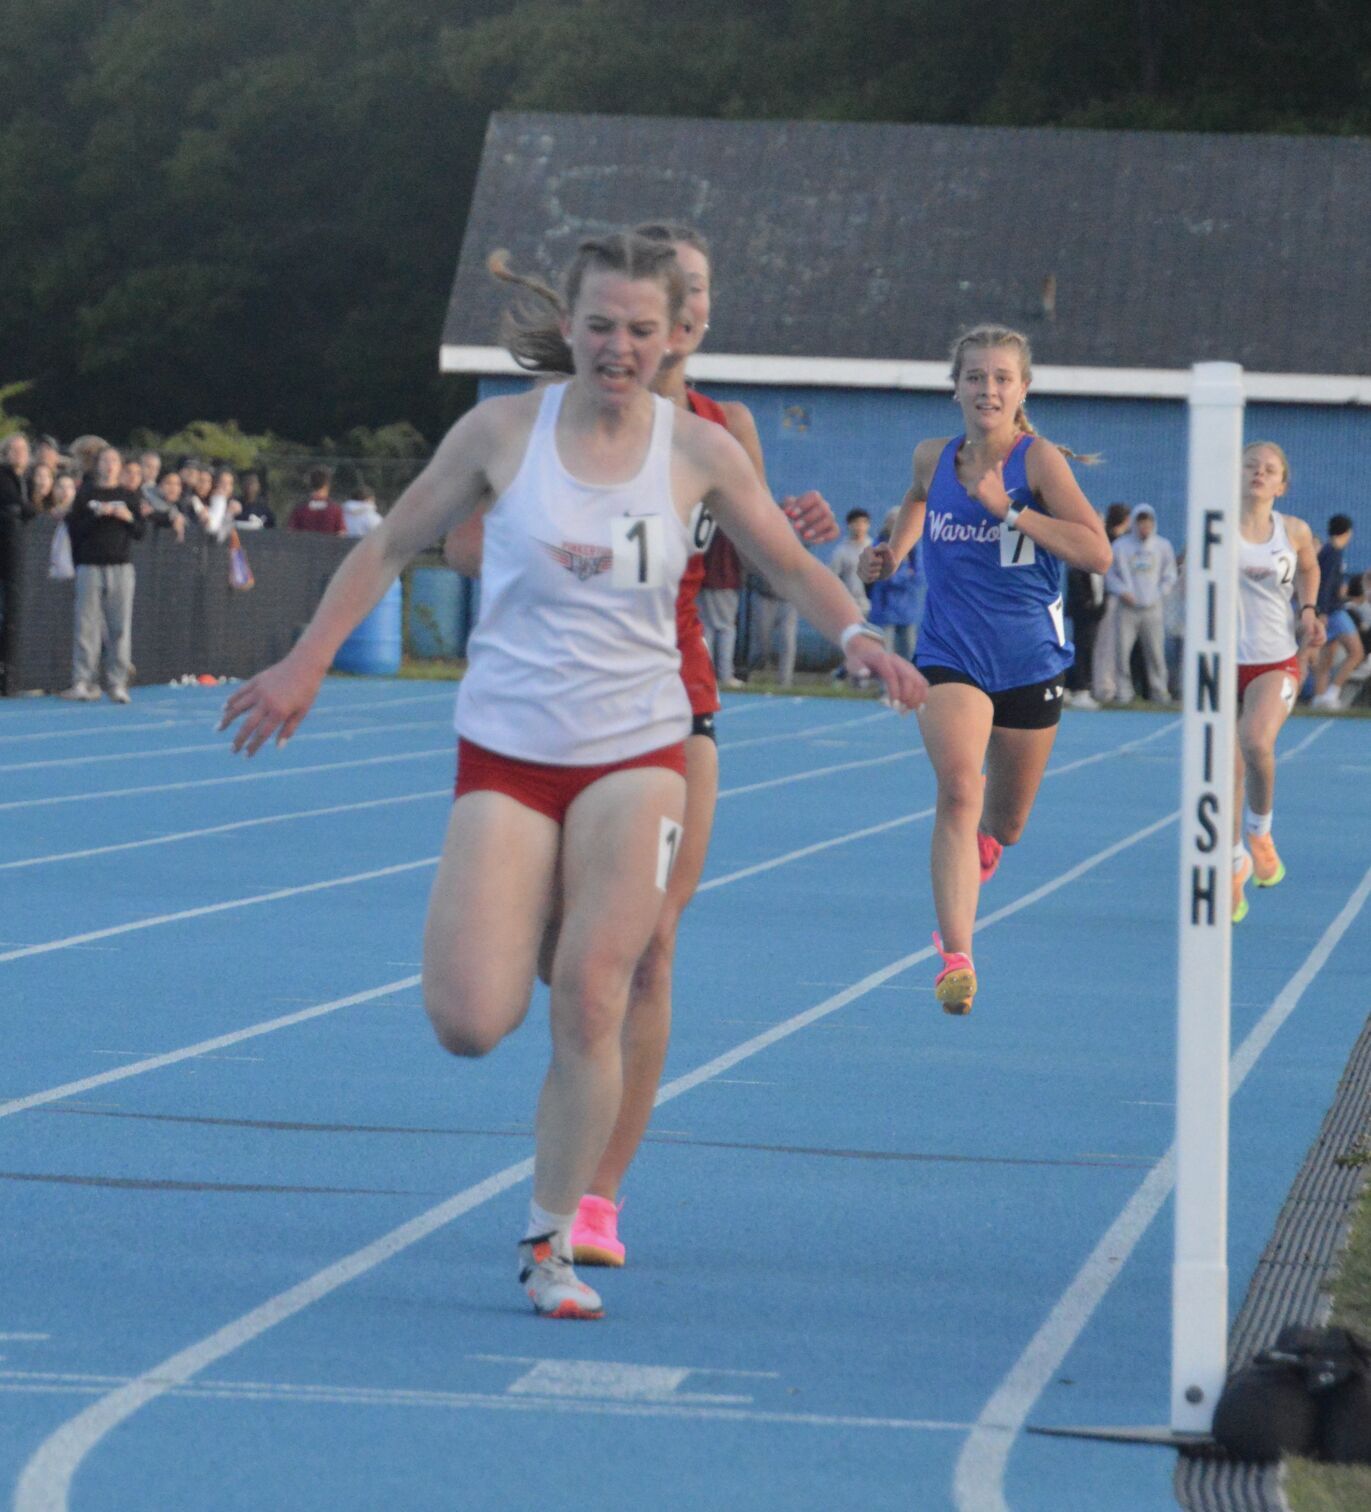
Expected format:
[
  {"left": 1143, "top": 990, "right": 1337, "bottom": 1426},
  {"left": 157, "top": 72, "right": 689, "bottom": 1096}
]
[{"left": 342, "top": 497, "right": 383, "bottom": 536}]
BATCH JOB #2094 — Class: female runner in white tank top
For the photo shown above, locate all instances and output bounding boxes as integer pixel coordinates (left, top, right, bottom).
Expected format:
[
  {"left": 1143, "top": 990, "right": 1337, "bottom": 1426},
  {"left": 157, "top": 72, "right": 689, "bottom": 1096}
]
[
  {"left": 442, "top": 223, "right": 841, "bottom": 1273},
  {"left": 221, "top": 231, "right": 926, "bottom": 1320},
  {"left": 1231, "top": 441, "right": 1324, "bottom": 924}
]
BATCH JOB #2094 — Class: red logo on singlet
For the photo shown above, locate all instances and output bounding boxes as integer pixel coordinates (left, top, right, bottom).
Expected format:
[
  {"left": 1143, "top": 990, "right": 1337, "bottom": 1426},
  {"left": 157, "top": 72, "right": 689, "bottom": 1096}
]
[{"left": 539, "top": 540, "right": 613, "bottom": 581}]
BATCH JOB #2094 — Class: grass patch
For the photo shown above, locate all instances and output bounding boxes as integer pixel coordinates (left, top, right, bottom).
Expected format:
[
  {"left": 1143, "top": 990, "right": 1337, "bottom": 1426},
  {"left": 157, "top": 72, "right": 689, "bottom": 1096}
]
[
  {"left": 1285, "top": 1458, "right": 1371, "bottom": 1509},
  {"left": 1283, "top": 1156, "right": 1371, "bottom": 1510},
  {"left": 396, "top": 658, "right": 466, "bottom": 681}
]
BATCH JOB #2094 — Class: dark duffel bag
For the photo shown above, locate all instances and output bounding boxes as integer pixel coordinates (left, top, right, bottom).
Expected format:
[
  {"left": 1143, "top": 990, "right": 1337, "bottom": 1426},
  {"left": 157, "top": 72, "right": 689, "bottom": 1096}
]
[{"left": 1213, "top": 1324, "right": 1371, "bottom": 1464}]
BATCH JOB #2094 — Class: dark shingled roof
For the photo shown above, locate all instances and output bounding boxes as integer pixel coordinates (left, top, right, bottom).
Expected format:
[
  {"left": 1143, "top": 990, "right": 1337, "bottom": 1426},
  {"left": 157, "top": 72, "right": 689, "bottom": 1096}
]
[{"left": 442, "top": 112, "right": 1370, "bottom": 375}]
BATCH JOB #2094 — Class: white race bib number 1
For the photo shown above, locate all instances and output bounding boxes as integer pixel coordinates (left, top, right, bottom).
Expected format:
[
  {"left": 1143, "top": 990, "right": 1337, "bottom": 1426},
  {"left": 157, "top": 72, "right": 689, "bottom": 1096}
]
[{"left": 611, "top": 515, "right": 666, "bottom": 589}]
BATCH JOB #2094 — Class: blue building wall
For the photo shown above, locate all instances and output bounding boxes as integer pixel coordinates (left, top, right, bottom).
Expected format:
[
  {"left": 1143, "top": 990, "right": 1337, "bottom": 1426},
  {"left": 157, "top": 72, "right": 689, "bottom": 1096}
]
[{"left": 479, "top": 377, "right": 1371, "bottom": 664}]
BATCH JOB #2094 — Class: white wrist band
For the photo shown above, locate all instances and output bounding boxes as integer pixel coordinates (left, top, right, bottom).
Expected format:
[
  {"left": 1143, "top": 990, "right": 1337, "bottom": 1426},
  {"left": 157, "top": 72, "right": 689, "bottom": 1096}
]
[{"left": 840, "top": 622, "right": 881, "bottom": 652}]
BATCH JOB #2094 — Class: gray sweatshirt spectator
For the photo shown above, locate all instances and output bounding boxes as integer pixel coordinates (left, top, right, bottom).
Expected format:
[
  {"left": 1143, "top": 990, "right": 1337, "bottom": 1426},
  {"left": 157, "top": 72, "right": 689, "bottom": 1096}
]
[
  {"left": 828, "top": 508, "right": 872, "bottom": 616},
  {"left": 1106, "top": 503, "right": 1177, "bottom": 702}
]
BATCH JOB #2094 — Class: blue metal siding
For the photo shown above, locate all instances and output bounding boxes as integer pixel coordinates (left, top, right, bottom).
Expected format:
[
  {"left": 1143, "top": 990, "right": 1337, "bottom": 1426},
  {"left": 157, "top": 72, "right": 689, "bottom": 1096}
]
[{"left": 478, "top": 379, "right": 1371, "bottom": 663}]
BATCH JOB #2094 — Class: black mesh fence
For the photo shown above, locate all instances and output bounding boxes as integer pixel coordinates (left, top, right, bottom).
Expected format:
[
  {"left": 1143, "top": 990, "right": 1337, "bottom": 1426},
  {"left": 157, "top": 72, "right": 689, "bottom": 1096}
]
[{"left": 1, "top": 517, "right": 352, "bottom": 695}]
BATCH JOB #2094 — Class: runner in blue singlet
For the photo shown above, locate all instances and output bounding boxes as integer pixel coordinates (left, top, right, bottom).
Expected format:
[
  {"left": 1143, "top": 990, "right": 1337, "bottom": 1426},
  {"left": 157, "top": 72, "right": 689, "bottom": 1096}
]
[{"left": 862, "top": 323, "right": 1111, "bottom": 1015}]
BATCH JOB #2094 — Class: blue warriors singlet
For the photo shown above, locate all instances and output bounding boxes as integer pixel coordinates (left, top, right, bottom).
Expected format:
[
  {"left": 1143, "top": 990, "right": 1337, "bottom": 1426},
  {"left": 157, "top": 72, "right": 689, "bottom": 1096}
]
[{"left": 915, "top": 434, "right": 1073, "bottom": 692}]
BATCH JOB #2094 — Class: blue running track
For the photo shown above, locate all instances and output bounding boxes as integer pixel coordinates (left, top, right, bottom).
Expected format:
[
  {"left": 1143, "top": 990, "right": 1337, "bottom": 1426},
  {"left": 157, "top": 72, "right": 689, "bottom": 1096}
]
[{"left": 1, "top": 682, "right": 1368, "bottom": 1511}]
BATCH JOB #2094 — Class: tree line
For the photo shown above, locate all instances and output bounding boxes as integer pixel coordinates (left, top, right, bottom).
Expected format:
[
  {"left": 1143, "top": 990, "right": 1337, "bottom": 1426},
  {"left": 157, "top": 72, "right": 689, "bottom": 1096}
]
[{"left": 2, "top": 0, "right": 1367, "bottom": 450}]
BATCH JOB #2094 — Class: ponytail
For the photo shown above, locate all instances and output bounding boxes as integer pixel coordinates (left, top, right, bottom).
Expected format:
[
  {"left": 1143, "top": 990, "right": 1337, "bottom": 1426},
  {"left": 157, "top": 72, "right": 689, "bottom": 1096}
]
[{"left": 489, "top": 249, "right": 574, "bottom": 375}]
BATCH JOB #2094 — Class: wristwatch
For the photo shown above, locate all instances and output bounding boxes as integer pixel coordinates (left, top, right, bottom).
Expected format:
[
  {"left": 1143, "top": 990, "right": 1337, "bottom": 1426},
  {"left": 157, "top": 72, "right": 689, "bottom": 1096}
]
[{"left": 1004, "top": 502, "right": 1027, "bottom": 530}]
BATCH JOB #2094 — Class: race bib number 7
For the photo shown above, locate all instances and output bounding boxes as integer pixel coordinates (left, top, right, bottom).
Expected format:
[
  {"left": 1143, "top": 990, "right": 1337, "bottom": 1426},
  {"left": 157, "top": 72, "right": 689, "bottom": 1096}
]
[
  {"left": 611, "top": 515, "right": 666, "bottom": 589},
  {"left": 999, "top": 518, "right": 1036, "bottom": 568}
]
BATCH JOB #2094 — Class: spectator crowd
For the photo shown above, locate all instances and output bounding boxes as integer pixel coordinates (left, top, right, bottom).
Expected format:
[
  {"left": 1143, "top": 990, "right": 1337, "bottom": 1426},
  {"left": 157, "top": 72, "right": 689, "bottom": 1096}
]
[
  {"left": 2, "top": 429, "right": 1365, "bottom": 708},
  {"left": 0, "top": 430, "right": 387, "bottom": 701}
]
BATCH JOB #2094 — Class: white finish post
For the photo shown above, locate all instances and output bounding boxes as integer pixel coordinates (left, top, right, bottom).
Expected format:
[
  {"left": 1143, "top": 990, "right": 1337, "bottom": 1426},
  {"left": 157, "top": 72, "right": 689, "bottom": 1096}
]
[{"left": 1172, "top": 362, "right": 1244, "bottom": 1432}]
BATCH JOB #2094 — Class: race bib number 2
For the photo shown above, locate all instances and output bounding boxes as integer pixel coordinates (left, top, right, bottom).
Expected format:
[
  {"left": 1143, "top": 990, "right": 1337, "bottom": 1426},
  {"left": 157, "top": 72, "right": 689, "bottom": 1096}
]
[{"left": 611, "top": 515, "right": 666, "bottom": 589}]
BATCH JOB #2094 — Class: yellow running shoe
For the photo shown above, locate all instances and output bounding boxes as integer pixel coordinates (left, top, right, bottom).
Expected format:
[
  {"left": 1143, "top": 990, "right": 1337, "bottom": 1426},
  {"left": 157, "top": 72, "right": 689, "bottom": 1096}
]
[
  {"left": 1232, "top": 850, "right": 1252, "bottom": 924},
  {"left": 932, "top": 931, "right": 977, "bottom": 1016},
  {"left": 1247, "top": 832, "right": 1286, "bottom": 888}
]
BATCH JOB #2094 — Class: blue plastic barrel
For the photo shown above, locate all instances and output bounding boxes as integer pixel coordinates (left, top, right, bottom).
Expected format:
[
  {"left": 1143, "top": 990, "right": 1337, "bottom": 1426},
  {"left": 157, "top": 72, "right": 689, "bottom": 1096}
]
[
  {"left": 333, "top": 580, "right": 402, "bottom": 675},
  {"left": 407, "top": 566, "right": 463, "bottom": 658}
]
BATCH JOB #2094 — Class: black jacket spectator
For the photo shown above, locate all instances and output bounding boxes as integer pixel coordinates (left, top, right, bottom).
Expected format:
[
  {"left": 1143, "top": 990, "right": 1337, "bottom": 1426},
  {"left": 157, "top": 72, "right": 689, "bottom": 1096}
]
[
  {"left": 67, "top": 483, "right": 146, "bottom": 565},
  {"left": 0, "top": 443, "right": 37, "bottom": 596},
  {"left": 0, "top": 460, "right": 36, "bottom": 523}
]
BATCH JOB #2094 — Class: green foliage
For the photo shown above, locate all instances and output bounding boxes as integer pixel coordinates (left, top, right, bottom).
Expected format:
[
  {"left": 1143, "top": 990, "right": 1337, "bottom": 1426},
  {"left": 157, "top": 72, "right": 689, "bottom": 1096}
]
[
  {"left": 0, "top": 381, "right": 33, "bottom": 442},
  {"left": 328, "top": 422, "right": 431, "bottom": 460},
  {"left": 0, "top": 0, "right": 1365, "bottom": 448},
  {"left": 149, "top": 419, "right": 280, "bottom": 470}
]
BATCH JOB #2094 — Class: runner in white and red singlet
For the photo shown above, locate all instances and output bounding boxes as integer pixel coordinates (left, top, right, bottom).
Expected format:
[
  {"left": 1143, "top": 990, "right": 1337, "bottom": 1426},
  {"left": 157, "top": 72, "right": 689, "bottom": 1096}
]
[
  {"left": 444, "top": 223, "right": 842, "bottom": 1272},
  {"left": 1230, "top": 440, "right": 1324, "bottom": 924},
  {"left": 224, "top": 230, "right": 923, "bottom": 1320}
]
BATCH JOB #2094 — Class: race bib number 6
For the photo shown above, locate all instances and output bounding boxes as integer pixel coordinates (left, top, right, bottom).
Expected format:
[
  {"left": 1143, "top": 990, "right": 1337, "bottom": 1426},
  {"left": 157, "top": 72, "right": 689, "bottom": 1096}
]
[{"left": 611, "top": 514, "right": 666, "bottom": 589}]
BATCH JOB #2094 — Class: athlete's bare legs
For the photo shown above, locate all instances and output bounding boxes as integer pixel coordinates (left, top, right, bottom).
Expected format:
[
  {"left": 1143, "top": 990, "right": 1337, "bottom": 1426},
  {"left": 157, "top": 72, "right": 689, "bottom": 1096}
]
[
  {"left": 918, "top": 684, "right": 994, "bottom": 958},
  {"left": 534, "top": 766, "right": 686, "bottom": 1213},
  {"left": 982, "top": 723, "right": 1058, "bottom": 847},
  {"left": 1234, "top": 670, "right": 1294, "bottom": 838},
  {"left": 587, "top": 732, "right": 718, "bottom": 1200},
  {"left": 422, "top": 791, "right": 559, "bottom": 1056}
]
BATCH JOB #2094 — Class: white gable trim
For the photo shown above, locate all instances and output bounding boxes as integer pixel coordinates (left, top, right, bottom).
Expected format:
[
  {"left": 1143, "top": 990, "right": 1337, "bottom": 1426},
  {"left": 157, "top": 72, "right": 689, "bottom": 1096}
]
[{"left": 439, "top": 345, "right": 1371, "bottom": 406}]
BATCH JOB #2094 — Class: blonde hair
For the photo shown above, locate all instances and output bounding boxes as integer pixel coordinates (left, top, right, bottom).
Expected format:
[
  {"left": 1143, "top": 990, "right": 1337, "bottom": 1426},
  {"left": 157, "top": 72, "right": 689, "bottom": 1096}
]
[
  {"left": 1243, "top": 440, "right": 1290, "bottom": 485},
  {"left": 949, "top": 324, "right": 1099, "bottom": 464},
  {"left": 491, "top": 232, "right": 687, "bottom": 375}
]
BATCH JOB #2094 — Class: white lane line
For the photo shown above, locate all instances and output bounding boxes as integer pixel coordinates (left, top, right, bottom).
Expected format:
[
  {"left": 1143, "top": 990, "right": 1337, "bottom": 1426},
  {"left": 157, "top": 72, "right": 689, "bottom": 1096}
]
[
  {"left": 6, "top": 751, "right": 921, "bottom": 873},
  {"left": 719, "top": 749, "right": 920, "bottom": 799},
  {"left": 718, "top": 707, "right": 896, "bottom": 751},
  {"left": 0, "top": 698, "right": 899, "bottom": 816},
  {"left": 0, "top": 978, "right": 421, "bottom": 1121},
  {"left": 714, "top": 697, "right": 804, "bottom": 718},
  {"left": 0, "top": 792, "right": 451, "bottom": 873},
  {"left": 703, "top": 722, "right": 1178, "bottom": 890},
  {"left": 0, "top": 748, "right": 457, "bottom": 814},
  {"left": 1277, "top": 718, "right": 1334, "bottom": 760},
  {"left": 0, "top": 720, "right": 452, "bottom": 774},
  {"left": 0, "top": 690, "right": 456, "bottom": 746},
  {"left": 0, "top": 1369, "right": 971, "bottom": 1432},
  {"left": 952, "top": 756, "right": 1360, "bottom": 1512},
  {"left": 11, "top": 807, "right": 1181, "bottom": 1512},
  {"left": 0, "top": 720, "right": 186, "bottom": 744},
  {"left": 0, "top": 861, "right": 439, "bottom": 966},
  {"left": 0, "top": 723, "right": 1172, "bottom": 959}
]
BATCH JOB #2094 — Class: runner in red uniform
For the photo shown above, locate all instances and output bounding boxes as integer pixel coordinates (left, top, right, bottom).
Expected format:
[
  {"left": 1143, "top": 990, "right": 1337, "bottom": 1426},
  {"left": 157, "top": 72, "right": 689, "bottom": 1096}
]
[{"left": 445, "top": 223, "right": 841, "bottom": 1268}]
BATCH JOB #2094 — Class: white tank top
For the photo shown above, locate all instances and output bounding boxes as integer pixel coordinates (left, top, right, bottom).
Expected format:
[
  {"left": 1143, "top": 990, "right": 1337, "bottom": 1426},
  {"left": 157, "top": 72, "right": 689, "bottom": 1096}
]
[
  {"left": 455, "top": 383, "right": 693, "bottom": 764},
  {"left": 1236, "top": 510, "right": 1298, "bottom": 664}
]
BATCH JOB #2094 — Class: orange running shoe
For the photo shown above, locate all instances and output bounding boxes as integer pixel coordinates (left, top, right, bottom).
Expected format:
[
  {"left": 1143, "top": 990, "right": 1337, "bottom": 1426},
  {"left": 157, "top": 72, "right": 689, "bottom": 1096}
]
[
  {"left": 976, "top": 830, "right": 1003, "bottom": 884},
  {"left": 932, "top": 931, "right": 977, "bottom": 1016},
  {"left": 1232, "top": 850, "right": 1252, "bottom": 925},
  {"left": 570, "top": 1194, "right": 625, "bottom": 1268},
  {"left": 1247, "top": 832, "right": 1285, "bottom": 888}
]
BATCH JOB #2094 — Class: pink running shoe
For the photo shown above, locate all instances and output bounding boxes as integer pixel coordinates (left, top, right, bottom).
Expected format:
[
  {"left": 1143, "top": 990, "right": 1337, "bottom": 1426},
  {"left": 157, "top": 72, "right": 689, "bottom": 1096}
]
[
  {"left": 976, "top": 830, "right": 1003, "bottom": 884},
  {"left": 932, "top": 931, "right": 977, "bottom": 1016},
  {"left": 570, "top": 1194, "right": 625, "bottom": 1268}
]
